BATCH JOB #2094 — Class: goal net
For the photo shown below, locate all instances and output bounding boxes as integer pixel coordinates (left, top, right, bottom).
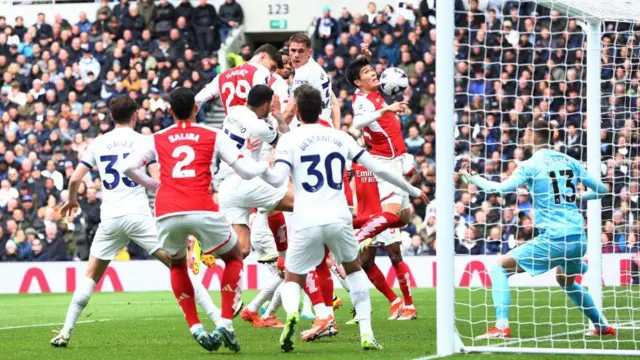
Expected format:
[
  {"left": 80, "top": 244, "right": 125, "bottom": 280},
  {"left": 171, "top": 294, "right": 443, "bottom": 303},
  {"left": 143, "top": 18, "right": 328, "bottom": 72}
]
[{"left": 436, "top": 0, "right": 640, "bottom": 356}]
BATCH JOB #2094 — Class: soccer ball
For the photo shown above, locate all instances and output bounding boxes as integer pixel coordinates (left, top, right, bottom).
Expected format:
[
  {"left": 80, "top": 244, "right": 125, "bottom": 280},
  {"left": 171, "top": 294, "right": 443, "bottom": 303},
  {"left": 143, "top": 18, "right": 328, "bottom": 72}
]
[{"left": 380, "top": 67, "right": 409, "bottom": 97}]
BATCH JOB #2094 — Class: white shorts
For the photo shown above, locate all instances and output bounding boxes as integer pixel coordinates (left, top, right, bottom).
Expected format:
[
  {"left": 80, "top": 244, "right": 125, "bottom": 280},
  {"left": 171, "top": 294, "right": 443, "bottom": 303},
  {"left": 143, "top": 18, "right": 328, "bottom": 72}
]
[
  {"left": 157, "top": 212, "right": 237, "bottom": 257},
  {"left": 90, "top": 214, "right": 160, "bottom": 260},
  {"left": 250, "top": 210, "right": 277, "bottom": 258},
  {"left": 218, "top": 175, "right": 288, "bottom": 225},
  {"left": 373, "top": 155, "right": 410, "bottom": 209},
  {"left": 375, "top": 227, "right": 402, "bottom": 246},
  {"left": 285, "top": 223, "right": 359, "bottom": 275}
]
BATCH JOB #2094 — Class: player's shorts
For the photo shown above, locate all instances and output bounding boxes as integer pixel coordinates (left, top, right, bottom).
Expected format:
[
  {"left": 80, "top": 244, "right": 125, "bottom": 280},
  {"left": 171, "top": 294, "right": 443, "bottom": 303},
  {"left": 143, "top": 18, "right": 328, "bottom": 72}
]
[
  {"left": 250, "top": 210, "right": 278, "bottom": 259},
  {"left": 90, "top": 214, "right": 160, "bottom": 260},
  {"left": 218, "top": 174, "right": 288, "bottom": 225},
  {"left": 510, "top": 233, "right": 588, "bottom": 276},
  {"left": 374, "top": 227, "right": 402, "bottom": 246},
  {"left": 372, "top": 155, "right": 410, "bottom": 209},
  {"left": 285, "top": 222, "right": 359, "bottom": 275},
  {"left": 157, "top": 212, "right": 237, "bottom": 257}
]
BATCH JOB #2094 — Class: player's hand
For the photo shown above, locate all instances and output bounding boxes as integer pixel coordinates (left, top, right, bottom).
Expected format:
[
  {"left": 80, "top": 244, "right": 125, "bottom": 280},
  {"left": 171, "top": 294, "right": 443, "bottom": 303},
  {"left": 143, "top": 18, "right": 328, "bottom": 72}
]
[
  {"left": 60, "top": 200, "right": 79, "bottom": 218},
  {"left": 271, "top": 94, "right": 282, "bottom": 118},
  {"left": 459, "top": 164, "right": 477, "bottom": 184},
  {"left": 384, "top": 101, "right": 408, "bottom": 115},
  {"left": 360, "top": 43, "right": 373, "bottom": 59},
  {"left": 245, "top": 137, "right": 261, "bottom": 152}
]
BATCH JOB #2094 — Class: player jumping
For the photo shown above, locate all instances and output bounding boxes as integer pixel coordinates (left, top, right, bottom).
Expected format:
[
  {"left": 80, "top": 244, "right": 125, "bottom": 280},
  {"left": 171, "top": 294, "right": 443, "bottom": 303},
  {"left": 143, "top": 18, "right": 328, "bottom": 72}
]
[
  {"left": 120, "top": 88, "right": 272, "bottom": 352},
  {"left": 51, "top": 96, "right": 223, "bottom": 348},
  {"left": 262, "top": 84, "right": 426, "bottom": 352},
  {"left": 461, "top": 120, "right": 615, "bottom": 339}
]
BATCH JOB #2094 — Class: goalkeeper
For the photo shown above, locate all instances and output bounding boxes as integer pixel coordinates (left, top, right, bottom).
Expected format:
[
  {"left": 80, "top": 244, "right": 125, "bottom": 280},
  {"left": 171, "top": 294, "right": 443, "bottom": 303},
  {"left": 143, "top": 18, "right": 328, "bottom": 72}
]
[{"left": 461, "top": 120, "right": 615, "bottom": 339}]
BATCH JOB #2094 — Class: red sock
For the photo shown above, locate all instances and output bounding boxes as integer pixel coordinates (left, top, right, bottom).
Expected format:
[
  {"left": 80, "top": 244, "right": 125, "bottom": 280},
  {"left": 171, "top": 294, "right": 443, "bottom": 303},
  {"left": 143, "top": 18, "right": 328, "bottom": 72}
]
[
  {"left": 170, "top": 265, "right": 200, "bottom": 327},
  {"left": 394, "top": 262, "right": 413, "bottom": 306},
  {"left": 355, "top": 212, "right": 400, "bottom": 242},
  {"left": 268, "top": 212, "right": 288, "bottom": 252},
  {"left": 304, "top": 271, "right": 324, "bottom": 305},
  {"left": 220, "top": 258, "right": 243, "bottom": 320},
  {"left": 315, "top": 258, "right": 334, "bottom": 308},
  {"left": 365, "top": 264, "right": 399, "bottom": 303}
]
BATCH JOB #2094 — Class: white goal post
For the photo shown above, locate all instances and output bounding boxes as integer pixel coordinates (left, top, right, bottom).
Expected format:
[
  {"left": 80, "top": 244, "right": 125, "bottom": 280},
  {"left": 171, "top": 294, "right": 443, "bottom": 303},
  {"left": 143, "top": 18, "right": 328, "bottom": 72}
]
[{"left": 435, "top": 0, "right": 640, "bottom": 356}]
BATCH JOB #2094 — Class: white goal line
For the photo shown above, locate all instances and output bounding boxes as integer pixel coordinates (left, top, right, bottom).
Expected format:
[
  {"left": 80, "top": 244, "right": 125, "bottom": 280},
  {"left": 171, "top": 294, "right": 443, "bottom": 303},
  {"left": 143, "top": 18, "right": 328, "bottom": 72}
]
[{"left": 0, "top": 319, "right": 112, "bottom": 331}]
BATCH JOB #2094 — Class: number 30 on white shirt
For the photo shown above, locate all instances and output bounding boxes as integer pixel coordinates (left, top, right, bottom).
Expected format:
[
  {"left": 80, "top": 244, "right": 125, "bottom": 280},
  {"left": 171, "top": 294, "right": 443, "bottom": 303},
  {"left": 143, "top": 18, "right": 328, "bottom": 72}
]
[
  {"left": 221, "top": 79, "right": 250, "bottom": 110},
  {"left": 172, "top": 145, "right": 196, "bottom": 178}
]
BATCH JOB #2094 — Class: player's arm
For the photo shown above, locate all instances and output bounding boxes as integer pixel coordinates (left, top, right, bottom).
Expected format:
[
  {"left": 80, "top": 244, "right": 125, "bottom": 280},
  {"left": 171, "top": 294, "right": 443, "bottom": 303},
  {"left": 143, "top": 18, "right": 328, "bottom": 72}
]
[
  {"left": 60, "top": 162, "right": 91, "bottom": 217},
  {"left": 576, "top": 165, "right": 608, "bottom": 201},
  {"left": 283, "top": 74, "right": 306, "bottom": 124},
  {"left": 217, "top": 133, "right": 269, "bottom": 179},
  {"left": 194, "top": 75, "right": 220, "bottom": 111},
  {"left": 118, "top": 140, "right": 160, "bottom": 191},
  {"left": 460, "top": 163, "right": 528, "bottom": 194},
  {"left": 356, "top": 151, "right": 425, "bottom": 201},
  {"left": 270, "top": 94, "right": 289, "bottom": 134},
  {"left": 352, "top": 96, "right": 408, "bottom": 129},
  {"left": 260, "top": 134, "right": 292, "bottom": 188}
]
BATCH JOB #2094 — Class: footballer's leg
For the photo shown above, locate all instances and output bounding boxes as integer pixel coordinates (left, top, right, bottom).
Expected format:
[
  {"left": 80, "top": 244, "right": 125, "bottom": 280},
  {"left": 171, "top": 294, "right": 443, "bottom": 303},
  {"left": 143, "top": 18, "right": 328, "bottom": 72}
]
[
  {"left": 387, "top": 242, "right": 416, "bottom": 320},
  {"left": 360, "top": 242, "right": 402, "bottom": 321}
]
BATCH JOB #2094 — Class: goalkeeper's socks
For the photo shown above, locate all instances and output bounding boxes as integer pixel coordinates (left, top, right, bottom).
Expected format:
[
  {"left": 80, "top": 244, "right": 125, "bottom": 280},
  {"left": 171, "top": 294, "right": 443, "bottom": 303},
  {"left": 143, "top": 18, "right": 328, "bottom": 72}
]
[
  {"left": 394, "top": 262, "right": 414, "bottom": 306},
  {"left": 281, "top": 281, "right": 302, "bottom": 316},
  {"left": 170, "top": 265, "right": 201, "bottom": 328},
  {"left": 356, "top": 212, "right": 400, "bottom": 243},
  {"left": 489, "top": 264, "right": 511, "bottom": 329},
  {"left": 220, "top": 258, "right": 243, "bottom": 321},
  {"left": 365, "top": 264, "right": 400, "bottom": 303},
  {"left": 62, "top": 276, "right": 96, "bottom": 333},
  {"left": 564, "top": 282, "right": 607, "bottom": 331},
  {"left": 347, "top": 270, "right": 374, "bottom": 338},
  {"left": 191, "top": 273, "right": 221, "bottom": 322}
]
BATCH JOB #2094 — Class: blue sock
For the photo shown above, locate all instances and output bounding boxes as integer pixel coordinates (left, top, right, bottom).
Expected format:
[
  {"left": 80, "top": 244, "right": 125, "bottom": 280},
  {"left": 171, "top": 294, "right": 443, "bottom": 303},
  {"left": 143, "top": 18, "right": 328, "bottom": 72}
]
[
  {"left": 489, "top": 264, "right": 511, "bottom": 329},
  {"left": 564, "top": 282, "right": 606, "bottom": 330}
]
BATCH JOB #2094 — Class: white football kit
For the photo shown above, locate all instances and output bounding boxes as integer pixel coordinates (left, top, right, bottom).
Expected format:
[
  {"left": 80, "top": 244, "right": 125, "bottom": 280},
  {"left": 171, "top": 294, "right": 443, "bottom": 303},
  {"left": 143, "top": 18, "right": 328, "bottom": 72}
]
[
  {"left": 80, "top": 127, "right": 159, "bottom": 260},
  {"left": 290, "top": 59, "right": 333, "bottom": 128},
  {"left": 216, "top": 106, "right": 287, "bottom": 225}
]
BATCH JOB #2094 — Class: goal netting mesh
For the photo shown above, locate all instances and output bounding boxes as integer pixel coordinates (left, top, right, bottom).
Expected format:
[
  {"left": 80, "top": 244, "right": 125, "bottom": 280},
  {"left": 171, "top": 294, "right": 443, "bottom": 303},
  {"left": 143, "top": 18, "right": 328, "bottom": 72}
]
[{"left": 452, "top": 0, "right": 640, "bottom": 353}]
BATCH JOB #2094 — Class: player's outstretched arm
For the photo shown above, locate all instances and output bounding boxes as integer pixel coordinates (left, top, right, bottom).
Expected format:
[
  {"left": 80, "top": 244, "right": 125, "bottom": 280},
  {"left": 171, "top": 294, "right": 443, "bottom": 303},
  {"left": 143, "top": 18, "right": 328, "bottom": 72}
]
[
  {"left": 260, "top": 161, "right": 290, "bottom": 188},
  {"left": 460, "top": 164, "right": 527, "bottom": 195},
  {"left": 60, "top": 163, "right": 91, "bottom": 217},
  {"left": 194, "top": 76, "right": 220, "bottom": 112},
  {"left": 282, "top": 95, "right": 297, "bottom": 124},
  {"left": 577, "top": 172, "right": 608, "bottom": 201},
  {"left": 353, "top": 98, "right": 407, "bottom": 129},
  {"left": 357, "top": 151, "right": 425, "bottom": 201},
  {"left": 119, "top": 152, "right": 160, "bottom": 191},
  {"left": 217, "top": 133, "right": 270, "bottom": 179}
]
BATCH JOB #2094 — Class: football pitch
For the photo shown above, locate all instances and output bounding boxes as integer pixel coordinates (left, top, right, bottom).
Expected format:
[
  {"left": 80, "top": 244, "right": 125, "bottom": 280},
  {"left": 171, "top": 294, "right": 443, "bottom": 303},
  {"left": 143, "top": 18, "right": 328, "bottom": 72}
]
[{"left": 1, "top": 288, "right": 639, "bottom": 360}]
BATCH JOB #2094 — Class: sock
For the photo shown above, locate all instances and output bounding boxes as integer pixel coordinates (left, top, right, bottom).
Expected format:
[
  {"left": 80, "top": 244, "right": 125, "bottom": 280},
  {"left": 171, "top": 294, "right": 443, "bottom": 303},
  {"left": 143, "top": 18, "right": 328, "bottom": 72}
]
[
  {"left": 564, "top": 282, "right": 607, "bottom": 331},
  {"left": 268, "top": 212, "right": 288, "bottom": 252},
  {"left": 220, "top": 258, "right": 243, "bottom": 328},
  {"left": 304, "top": 271, "right": 328, "bottom": 318},
  {"left": 62, "top": 277, "right": 96, "bottom": 333},
  {"left": 355, "top": 212, "right": 400, "bottom": 242},
  {"left": 489, "top": 264, "right": 511, "bottom": 329},
  {"left": 281, "top": 281, "right": 302, "bottom": 316},
  {"left": 365, "top": 264, "right": 399, "bottom": 304},
  {"left": 394, "top": 262, "right": 414, "bottom": 306},
  {"left": 316, "top": 261, "right": 334, "bottom": 310},
  {"left": 301, "top": 293, "right": 313, "bottom": 315},
  {"left": 347, "top": 270, "right": 374, "bottom": 338},
  {"left": 264, "top": 282, "right": 284, "bottom": 317},
  {"left": 170, "top": 265, "right": 201, "bottom": 328},
  {"left": 248, "top": 275, "right": 282, "bottom": 312},
  {"left": 330, "top": 264, "right": 350, "bottom": 292},
  {"left": 191, "top": 273, "right": 221, "bottom": 322}
]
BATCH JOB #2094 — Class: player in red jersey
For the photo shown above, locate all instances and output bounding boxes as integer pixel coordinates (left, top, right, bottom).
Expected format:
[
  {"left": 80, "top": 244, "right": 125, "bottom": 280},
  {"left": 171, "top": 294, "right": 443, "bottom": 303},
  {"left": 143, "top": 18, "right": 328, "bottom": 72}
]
[
  {"left": 120, "top": 88, "right": 272, "bottom": 353},
  {"left": 351, "top": 161, "right": 417, "bottom": 321},
  {"left": 195, "top": 44, "right": 281, "bottom": 114}
]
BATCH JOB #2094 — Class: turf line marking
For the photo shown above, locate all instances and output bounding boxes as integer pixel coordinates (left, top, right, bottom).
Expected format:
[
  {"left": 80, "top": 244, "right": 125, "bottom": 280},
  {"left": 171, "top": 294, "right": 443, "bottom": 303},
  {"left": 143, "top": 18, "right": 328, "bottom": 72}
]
[
  {"left": 412, "top": 354, "right": 442, "bottom": 360},
  {"left": 0, "top": 319, "right": 112, "bottom": 331}
]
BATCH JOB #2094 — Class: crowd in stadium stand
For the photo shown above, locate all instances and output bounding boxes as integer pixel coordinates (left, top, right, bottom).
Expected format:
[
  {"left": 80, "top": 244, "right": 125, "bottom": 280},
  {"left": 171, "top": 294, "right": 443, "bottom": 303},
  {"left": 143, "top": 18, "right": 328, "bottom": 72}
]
[{"left": 0, "top": 0, "right": 638, "bottom": 261}]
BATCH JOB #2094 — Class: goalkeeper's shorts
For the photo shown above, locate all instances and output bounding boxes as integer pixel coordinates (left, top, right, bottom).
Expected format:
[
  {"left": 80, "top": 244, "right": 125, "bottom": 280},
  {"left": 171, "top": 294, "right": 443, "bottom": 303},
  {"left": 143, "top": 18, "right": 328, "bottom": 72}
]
[{"left": 510, "top": 233, "right": 588, "bottom": 276}]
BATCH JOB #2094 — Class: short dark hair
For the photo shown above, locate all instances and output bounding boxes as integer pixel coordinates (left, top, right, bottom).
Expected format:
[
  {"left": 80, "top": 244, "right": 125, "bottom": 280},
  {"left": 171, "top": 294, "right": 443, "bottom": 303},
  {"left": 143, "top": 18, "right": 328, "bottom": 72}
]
[
  {"left": 108, "top": 95, "right": 138, "bottom": 124},
  {"left": 345, "top": 57, "right": 371, "bottom": 86},
  {"left": 254, "top": 43, "right": 281, "bottom": 65},
  {"left": 293, "top": 84, "right": 322, "bottom": 124},
  {"left": 288, "top": 33, "right": 311, "bottom": 48},
  {"left": 246, "top": 84, "right": 274, "bottom": 108},
  {"left": 168, "top": 87, "right": 195, "bottom": 120},
  {"left": 530, "top": 119, "right": 552, "bottom": 145}
]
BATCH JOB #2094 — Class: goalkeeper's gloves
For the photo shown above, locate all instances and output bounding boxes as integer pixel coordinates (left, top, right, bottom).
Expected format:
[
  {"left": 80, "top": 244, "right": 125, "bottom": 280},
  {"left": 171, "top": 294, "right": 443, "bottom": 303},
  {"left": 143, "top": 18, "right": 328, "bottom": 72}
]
[{"left": 459, "top": 164, "right": 478, "bottom": 184}]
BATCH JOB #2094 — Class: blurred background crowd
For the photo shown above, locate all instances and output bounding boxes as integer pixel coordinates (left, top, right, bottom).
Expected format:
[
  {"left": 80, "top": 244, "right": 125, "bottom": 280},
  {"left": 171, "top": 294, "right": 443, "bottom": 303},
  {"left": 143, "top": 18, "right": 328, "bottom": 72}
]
[{"left": 0, "top": 0, "right": 638, "bottom": 261}]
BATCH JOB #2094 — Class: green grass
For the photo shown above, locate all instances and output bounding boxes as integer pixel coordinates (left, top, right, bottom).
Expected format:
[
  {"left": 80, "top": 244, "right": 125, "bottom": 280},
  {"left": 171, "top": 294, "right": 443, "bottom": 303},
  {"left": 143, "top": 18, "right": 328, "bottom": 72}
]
[{"left": 1, "top": 288, "right": 639, "bottom": 359}]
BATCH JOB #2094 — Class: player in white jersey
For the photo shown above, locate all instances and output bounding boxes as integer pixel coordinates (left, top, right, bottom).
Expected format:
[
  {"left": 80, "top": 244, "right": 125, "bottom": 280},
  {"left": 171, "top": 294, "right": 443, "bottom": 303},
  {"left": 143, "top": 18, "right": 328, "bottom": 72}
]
[
  {"left": 261, "top": 84, "right": 426, "bottom": 352},
  {"left": 51, "top": 96, "right": 224, "bottom": 348},
  {"left": 216, "top": 85, "right": 293, "bottom": 259},
  {"left": 195, "top": 44, "right": 280, "bottom": 115}
]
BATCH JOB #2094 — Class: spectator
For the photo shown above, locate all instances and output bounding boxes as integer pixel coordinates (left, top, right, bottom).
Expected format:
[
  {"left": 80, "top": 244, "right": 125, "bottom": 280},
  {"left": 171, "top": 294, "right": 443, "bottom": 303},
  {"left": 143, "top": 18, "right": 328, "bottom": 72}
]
[
  {"left": 137, "top": 0, "right": 156, "bottom": 32},
  {"left": 76, "top": 12, "right": 92, "bottom": 34},
  {"left": 153, "top": 0, "right": 176, "bottom": 39},
  {"left": 31, "top": 238, "right": 48, "bottom": 261},
  {"left": 33, "top": 13, "right": 53, "bottom": 40},
  {"left": 175, "top": 0, "right": 194, "bottom": 23},
  {"left": 314, "top": 6, "right": 339, "bottom": 55},
  {"left": 122, "top": 7, "right": 146, "bottom": 40},
  {"left": 44, "top": 223, "right": 67, "bottom": 261},
  {"left": 404, "top": 235, "right": 431, "bottom": 256},
  {"left": 193, "top": 0, "right": 220, "bottom": 56},
  {"left": 112, "top": 0, "right": 131, "bottom": 22},
  {"left": 218, "top": 0, "right": 244, "bottom": 43}
]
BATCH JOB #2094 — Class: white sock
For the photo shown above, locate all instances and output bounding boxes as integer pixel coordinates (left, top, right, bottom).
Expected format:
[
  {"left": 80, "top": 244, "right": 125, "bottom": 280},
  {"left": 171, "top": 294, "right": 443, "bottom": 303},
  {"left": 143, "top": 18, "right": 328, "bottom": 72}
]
[
  {"left": 313, "top": 303, "right": 328, "bottom": 319},
  {"left": 62, "top": 277, "right": 96, "bottom": 333},
  {"left": 331, "top": 265, "right": 350, "bottom": 292},
  {"left": 326, "top": 305, "right": 334, "bottom": 317},
  {"left": 192, "top": 278, "right": 221, "bottom": 323},
  {"left": 248, "top": 276, "right": 282, "bottom": 312},
  {"left": 264, "top": 282, "right": 284, "bottom": 318},
  {"left": 301, "top": 293, "right": 313, "bottom": 314},
  {"left": 281, "top": 281, "right": 302, "bottom": 316},
  {"left": 495, "top": 318, "right": 509, "bottom": 330},
  {"left": 189, "top": 324, "right": 204, "bottom": 335},
  {"left": 219, "top": 317, "right": 234, "bottom": 331},
  {"left": 347, "top": 270, "right": 373, "bottom": 338}
]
